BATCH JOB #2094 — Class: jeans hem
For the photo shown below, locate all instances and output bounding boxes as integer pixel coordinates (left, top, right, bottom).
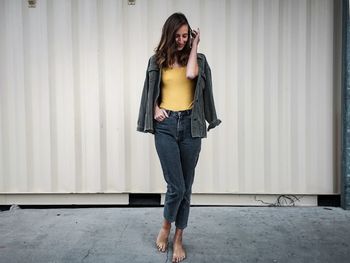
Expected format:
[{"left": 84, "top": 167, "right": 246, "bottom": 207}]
[
  {"left": 175, "top": 224, "right": 187, "bottom": 230},
  {"left": 164, "top": 215, "right": 176, "bottom": 224}
]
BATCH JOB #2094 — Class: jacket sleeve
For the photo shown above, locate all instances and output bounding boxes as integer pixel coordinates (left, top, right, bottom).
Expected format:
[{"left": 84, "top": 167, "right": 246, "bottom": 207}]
[
  {"left": 136, "top": 58, "right": 150, "bottom": 132},
  {"left": 203, "top": 57, "right": 222, "bottom": 131}
]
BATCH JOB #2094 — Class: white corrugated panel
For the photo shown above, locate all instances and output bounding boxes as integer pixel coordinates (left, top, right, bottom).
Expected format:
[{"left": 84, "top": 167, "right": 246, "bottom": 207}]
[{"left": 0, "top": 0, "right": 341, "bottom": 202}]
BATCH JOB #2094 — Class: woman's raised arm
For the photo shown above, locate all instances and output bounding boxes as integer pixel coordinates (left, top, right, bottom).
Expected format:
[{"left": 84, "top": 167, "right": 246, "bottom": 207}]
[{"left": 186, "top": 28, "right": 200, "bottom": 79}]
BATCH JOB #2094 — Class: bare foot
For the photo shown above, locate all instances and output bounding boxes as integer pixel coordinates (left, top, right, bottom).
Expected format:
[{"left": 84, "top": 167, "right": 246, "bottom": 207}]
[
  {"left": 156, "top": 224, "right": 171, "bottom": 252},
  {"left": 172, "top": 237, "right": 186, "bottom": 262}
]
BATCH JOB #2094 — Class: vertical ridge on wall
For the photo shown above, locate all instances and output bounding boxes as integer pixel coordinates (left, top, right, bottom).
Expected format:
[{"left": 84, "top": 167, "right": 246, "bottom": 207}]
[
  {"left": 23, "top": 0, "right": 52, "bottom": 192},
  {"left": 252, "top": 0, "right": 265, "bottom": 193},
  {"left": 0, "top": 0, "right": 340, "bottom": 196},
  {"left": 125, "top": 0, "right": 151, "bottom": 192},
  {"left": 79, "top": 0, "right": 101, "bottom": 192},
  {"left": 0, "top": 1, "right": 4, "bottom": 192},
  {"left": 71, "top": 0, "right": 82, "bottom": 193},
  {"left": 279, "top": 0, "right": 292, "bottom": 193},
  {"left": 239, "top": 0, "right": 253, "bottom": 192},
  {"left": 293, "top": 0, "right": 308, "bottom": 194},
  {"left": 100, "top": 0, "right": 126, "bottom": 193},
  {"left": 334, "top": 0, "right": 342, "bottom": 194},
  {"left": 97, "top": 0, "right": 106, "bottom": 192},
  {"left": 46, "top": 0, "right": 56, "bottom": 192},
  {"left": 305, "top": 0, "right": 312, "bottom": 194},
  {"left": 269, "top": 0, "right": 280, "bottom": 193},
  {"left": 47, "top": 0, "right": 75, "bottom": 193},
  {"left": 224, "top": 0, "right": 239, "bottom": 193}
]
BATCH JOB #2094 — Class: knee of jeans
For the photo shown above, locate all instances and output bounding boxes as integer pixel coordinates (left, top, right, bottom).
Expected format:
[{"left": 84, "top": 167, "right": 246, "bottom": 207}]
[
  {"left": 170, "top": 187, "right": 185, "bottom": 200},
  {"left": 185, "top": 187, "right": 192, "bottom": 195},
  {"left": 183, "top": 192, "right": 191, "bottom": 203}
]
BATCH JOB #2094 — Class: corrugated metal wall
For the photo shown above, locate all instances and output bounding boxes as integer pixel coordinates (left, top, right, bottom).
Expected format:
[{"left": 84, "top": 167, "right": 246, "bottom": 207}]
[{"left": 0, "top": 0, "right": 342, "bottom": 204}]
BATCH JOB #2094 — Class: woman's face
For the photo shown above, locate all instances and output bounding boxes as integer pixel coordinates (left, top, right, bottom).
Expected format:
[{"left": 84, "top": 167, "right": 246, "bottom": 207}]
[{"left": 175, "top": 24, "right": 189, "bottom": 51}]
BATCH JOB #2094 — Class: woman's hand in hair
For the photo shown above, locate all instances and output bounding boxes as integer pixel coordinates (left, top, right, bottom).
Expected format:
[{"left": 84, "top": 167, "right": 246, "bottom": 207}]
[
  {"left": 154, "top": 104, "right": 169, "bottom": 122},
  {"left": 191, "top": 28, "right": 200, "bottom": 47}
]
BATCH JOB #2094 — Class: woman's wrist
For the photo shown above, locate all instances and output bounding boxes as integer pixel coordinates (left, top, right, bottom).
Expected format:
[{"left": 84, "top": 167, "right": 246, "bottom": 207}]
[
  {"left": 192, "top": 39, "right": 199, "bottom": 48},
  {"left": 190, "top": 44, "right": 198, "bottom": 56}
]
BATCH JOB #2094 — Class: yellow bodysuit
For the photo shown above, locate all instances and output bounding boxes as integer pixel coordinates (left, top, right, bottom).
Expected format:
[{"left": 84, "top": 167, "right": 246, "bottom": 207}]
[{"left": 159, "top": 66, "right": 195, "bottom": 111}]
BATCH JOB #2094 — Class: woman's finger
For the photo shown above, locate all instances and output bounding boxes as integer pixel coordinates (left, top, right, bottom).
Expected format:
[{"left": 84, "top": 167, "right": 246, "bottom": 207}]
[{"left": 163, "top": 109, "right": 169, "bottom": 117}]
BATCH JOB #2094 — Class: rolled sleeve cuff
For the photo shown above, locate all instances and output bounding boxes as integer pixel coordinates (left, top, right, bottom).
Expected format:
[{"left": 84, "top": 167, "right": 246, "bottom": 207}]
[{"left": 207, "top": 119, "right": 222, "bottom": 131}]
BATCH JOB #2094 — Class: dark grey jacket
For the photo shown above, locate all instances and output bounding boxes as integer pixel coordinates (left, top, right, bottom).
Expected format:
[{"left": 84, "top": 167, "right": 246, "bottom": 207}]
[{"left": 136, "top": 53, "right": 221, "bottom": 138}]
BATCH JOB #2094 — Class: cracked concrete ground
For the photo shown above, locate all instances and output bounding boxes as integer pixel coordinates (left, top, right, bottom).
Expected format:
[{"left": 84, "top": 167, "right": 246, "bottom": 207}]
[{"left": 0, "top": 206, "right": 349, "bottom": 263}]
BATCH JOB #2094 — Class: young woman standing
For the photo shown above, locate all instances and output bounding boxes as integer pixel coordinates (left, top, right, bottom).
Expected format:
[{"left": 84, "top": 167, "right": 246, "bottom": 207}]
[{"left": 137, "top": 13, "right": 221, "bottom": 263}]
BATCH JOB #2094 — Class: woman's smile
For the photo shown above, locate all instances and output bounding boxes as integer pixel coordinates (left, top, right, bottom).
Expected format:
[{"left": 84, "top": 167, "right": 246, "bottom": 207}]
[{"left": 175, "top": 24, "right": 189, "bottom": 50}]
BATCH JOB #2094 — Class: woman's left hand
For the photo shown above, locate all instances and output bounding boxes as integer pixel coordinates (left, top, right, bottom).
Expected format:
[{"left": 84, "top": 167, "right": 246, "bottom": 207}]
[{"left": 191, "top": 28, "right": 200, "bottom": 47}]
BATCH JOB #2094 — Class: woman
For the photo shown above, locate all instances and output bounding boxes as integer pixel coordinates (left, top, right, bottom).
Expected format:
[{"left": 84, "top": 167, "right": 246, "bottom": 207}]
[{"left": 137, "top": 13, "right": 221, "bottom": 263}]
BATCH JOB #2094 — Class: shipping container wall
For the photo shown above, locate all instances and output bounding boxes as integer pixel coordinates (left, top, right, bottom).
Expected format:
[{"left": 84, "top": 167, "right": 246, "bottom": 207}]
[{"left": 0, "top": 0, "right": 342, "bottom": 203}]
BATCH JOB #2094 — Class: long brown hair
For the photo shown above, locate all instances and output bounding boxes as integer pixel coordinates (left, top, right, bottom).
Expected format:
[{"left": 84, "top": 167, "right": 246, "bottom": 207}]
[{"left": 155, "top": 13, "right": 192, "bottom": 68}]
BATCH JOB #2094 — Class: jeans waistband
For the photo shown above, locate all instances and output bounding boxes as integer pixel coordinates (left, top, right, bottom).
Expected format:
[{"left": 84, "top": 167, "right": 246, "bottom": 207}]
[{"left": 165, "top": 109, "right": 192, "bottom": 117}]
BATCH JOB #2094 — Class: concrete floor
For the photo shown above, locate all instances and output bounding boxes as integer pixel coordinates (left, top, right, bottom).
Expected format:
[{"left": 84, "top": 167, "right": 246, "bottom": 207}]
[{"left": 0, "top": 206, "right": 349, "bottom": 263}]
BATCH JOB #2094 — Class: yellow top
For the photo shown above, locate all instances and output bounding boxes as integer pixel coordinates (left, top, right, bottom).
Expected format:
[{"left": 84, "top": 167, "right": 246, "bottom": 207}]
[{"left": 159, "top": 66, "right": 195, "bottom": 111}]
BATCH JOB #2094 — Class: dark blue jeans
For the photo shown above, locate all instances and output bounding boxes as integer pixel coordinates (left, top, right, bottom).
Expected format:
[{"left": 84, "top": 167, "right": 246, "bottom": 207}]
[{"left": 154, "top": 109, "right": 202, "bottom": 229}]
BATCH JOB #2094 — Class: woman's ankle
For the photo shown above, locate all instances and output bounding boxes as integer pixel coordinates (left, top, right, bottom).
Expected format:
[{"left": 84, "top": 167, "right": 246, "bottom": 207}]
[{"left": 162, "top": 219, "right": 171, "bottom": 229}]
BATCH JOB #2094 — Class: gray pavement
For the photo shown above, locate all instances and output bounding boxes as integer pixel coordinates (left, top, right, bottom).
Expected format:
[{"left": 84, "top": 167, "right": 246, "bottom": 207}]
[{"left": 0, "top": 206, "right": 349, "bottom": 263}]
